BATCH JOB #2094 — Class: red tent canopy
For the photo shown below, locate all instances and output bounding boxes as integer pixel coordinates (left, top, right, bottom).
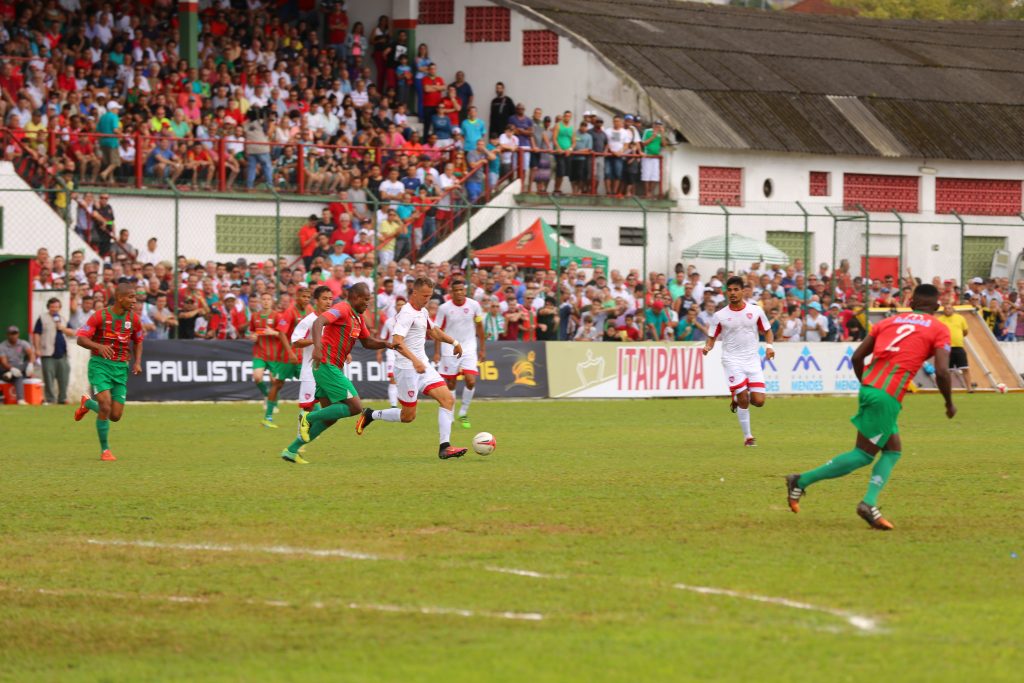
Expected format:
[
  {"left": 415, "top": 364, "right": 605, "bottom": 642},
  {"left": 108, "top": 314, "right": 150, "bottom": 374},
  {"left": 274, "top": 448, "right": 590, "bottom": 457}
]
[{"left": 473, "top": 219, "right": 552, "bottom": 269}]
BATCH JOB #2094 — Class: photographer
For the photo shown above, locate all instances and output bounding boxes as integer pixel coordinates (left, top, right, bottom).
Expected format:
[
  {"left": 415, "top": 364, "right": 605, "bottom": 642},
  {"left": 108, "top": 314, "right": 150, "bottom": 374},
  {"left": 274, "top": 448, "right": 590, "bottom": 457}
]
[{"left": 244, "top": 109, "right": 274, "bottom": 190}]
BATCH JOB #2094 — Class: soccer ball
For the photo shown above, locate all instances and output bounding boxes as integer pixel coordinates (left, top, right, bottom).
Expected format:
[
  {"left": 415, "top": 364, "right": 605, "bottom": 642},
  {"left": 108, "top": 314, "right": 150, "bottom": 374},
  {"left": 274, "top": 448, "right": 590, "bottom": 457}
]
[
  {"left": 996, "top": 383, "right": 1008, "bottom": 394},
  {"left": 472, "top": 432, "right": 497, "bottom": 455}
]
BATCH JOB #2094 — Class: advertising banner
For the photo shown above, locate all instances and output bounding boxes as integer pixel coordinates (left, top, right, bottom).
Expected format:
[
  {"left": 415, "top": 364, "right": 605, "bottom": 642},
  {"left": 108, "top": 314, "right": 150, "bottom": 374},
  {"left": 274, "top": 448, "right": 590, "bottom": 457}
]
[
  {"left": 545, "top": 342, "right": 862, "bottom": 399},
  {"left": 128, "top": 340, "right": 546, "bottom": 402}
]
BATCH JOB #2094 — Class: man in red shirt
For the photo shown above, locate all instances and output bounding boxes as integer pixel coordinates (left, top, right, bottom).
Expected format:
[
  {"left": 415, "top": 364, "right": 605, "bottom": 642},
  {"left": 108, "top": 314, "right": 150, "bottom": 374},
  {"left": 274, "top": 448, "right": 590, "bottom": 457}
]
[
  {"left": 420, "top": 64, "right": 445, "bottom": 139},
  {"left": 330, "top": 213, "right": 358, "bottom": 255},
  {"left": 326, "top": 5, "right": 349, "bottom": 57},
  {"left": 72, "top": 282, "right": 144, "bottom": 461},
  {"left": 439, "top": 85, "right": 461, "bottom": 128},
  {"left": 786, "top": 283, "right": 955, "bottom": 530},
  {"left": 349, "top": 232, "right": 375, "bottom": 261},
  {"left": 298, "top": 214, "right": 319, "bottom": 268},
  {"left": 286, "top": 283, "right": 391, "bottom": 463}
]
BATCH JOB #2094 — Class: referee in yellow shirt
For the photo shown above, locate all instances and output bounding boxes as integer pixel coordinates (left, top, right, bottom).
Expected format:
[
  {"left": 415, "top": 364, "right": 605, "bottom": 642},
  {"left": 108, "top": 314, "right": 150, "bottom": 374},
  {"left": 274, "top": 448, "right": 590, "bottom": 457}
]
[{"left": 936, "top": 301, "right": 973, "bottom": 393}]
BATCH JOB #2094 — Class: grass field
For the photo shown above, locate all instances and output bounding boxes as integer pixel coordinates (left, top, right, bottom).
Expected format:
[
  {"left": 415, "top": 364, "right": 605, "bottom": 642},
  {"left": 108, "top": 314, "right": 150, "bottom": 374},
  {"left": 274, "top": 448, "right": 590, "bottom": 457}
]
[{"left": 1, "top": 394, "right": 1021, "bottom": 682}]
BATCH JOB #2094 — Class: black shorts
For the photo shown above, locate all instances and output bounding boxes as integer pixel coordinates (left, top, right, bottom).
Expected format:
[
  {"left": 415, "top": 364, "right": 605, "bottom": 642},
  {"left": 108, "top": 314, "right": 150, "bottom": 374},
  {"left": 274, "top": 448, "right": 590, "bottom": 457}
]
[{"left": 949, "top": 346, "right": 968, "bottom": 369}]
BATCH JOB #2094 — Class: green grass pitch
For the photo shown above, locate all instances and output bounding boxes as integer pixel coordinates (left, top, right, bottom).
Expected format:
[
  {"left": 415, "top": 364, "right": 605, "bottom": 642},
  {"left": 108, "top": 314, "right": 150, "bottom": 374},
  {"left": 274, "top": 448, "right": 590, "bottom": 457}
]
[{"left": 1, "top": 394, "right": 1021, "bottom": 682}]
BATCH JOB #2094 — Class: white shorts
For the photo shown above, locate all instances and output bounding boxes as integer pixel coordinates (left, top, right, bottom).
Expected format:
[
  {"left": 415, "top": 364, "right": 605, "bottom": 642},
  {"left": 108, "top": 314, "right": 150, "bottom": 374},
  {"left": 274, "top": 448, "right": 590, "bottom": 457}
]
[
  {"left": 641, "top": 157, "right": 661, "bottom": 182},
  {"left": 723, "top": 359, "right": 766, "bottom": 397},
  {"left": 384, "top": 349, "right": 396, "bottom": 379},
  {"left": 298, "top": 378, "right": 317, "bottom": 409},
  {"left": 395, "top": 364, "right": 447, "bottom": 407},
  {"left": 438, "top": 351, "right": 479, "bottom": 379}
]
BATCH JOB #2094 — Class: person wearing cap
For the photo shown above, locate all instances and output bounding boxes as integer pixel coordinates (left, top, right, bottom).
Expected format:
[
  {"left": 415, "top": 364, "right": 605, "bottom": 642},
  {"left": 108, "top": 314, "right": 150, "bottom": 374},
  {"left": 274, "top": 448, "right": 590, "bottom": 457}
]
[
  {"left": 640, "top": 120, "right": 664, "bottom": 198},
  {"left": 328, "top": 240, "right": 352, "bottom": 267},
  {"left": 96, "top": 100, "right": 122, "bottom": 183},
  {"left": 804, "top": 301, "right": 829, "bottom": 342},
  {"left": 2, "top": 325, "right": 35, "bottom": 404}
]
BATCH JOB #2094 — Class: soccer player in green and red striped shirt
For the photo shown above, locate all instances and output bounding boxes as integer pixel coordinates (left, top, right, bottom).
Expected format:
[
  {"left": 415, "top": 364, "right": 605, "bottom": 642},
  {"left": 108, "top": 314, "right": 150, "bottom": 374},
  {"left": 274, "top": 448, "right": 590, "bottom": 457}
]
[
  {"left": 287, "top": 283, "right": 391, "bottom": 461},
  {"left": 73, "top": 282, "right": 144, "bottom": 461},
  {"left": 786, "top": 284, "right": 956, "bottom": 530},
  {"left": 251, "top": 292, "right": 297, "bottom": 428}
]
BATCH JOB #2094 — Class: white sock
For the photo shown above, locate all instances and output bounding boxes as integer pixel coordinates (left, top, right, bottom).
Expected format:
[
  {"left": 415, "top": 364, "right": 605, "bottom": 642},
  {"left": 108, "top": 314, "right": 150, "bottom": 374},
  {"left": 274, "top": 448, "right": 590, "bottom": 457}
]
[
  {"left": 438, "top": 407, "right": 453, "bottom": 444},
  {"left": 372, "top": 408, "right": 402, "bottom": 422},
  {"left": 737, "top": 407, "right": 752, "bottom": 439},
  {"left": 459, "top": 387, "right": 475, "bottom": 417},
  {"left": 387, "top": 383, "right": 398, "bottom": 407}
]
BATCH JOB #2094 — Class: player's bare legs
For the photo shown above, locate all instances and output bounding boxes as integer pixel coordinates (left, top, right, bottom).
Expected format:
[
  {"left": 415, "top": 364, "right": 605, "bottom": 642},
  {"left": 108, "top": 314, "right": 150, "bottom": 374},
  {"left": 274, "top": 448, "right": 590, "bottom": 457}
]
[
  {"left": 458, "top": 372, "right": 477, "bottom": 428},
  {"left": 387, "top": 375, "right": 398, "bottom": 407}
]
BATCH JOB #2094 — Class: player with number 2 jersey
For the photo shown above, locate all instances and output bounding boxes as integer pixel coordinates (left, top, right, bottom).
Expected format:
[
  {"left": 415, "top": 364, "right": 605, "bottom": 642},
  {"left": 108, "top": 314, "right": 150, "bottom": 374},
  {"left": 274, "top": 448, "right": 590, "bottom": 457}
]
[{"left": 786, "top": 284, "right": 955, "bottom": 531}]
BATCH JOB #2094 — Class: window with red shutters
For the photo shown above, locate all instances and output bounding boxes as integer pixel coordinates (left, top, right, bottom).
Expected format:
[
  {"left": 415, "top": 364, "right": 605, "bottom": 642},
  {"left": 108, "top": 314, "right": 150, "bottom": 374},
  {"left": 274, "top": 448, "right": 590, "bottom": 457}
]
[
  {"left": 419, "top": 0, "right": 454, "bottom": 25},
  {"left": 523, "top": 30, "right": 558, "bottom": 66},
  {"left": 699, "top": 166, "right": 743, "bottom": 207},
  {"left": 843, "top": 173, "right": 919, "bottom": 213},
  {"left": 465, "top": 6, "right": 510, "bottom": 42},
  {"left": 809, "top": 171, "right": 830, "bottom": 197},
  {"left": 935, "top": 178, "right": 1022, "bottom": 216}
]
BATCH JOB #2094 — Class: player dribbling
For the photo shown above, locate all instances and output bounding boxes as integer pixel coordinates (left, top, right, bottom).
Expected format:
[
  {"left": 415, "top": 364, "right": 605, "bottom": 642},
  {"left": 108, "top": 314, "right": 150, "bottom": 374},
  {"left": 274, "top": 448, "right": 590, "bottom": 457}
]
[
  {"left": 702, "top": 276, "right": 774, "bottom": 447},
  {"left": 355, "top": 277, "right": 469, "bottom": 459},
  {"left": 434, "top": 279, "right": 486, "bottom": 429}
]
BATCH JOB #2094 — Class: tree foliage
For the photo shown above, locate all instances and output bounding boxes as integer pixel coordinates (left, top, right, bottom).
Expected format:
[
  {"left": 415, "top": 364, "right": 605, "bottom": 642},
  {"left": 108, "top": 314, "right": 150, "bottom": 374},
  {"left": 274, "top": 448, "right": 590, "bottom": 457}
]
[{"left": 830, "top": 0, "right": 1024, "bottom": 20}]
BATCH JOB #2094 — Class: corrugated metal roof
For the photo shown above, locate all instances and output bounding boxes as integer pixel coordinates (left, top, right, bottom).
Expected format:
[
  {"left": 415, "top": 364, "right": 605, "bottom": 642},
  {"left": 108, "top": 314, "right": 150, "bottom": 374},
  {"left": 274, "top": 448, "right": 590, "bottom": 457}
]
[{"left": 497, "top": 0, "right": 1024, "bottom": 160}]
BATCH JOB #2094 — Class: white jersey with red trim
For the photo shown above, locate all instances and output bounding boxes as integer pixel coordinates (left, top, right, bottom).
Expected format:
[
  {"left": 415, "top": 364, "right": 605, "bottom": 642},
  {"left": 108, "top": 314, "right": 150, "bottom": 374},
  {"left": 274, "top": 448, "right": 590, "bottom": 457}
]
[
  {"left": 391, "top": 302, "right": 433, "bottom": 370},
  {"left": 709, "top": 303, "right": 769, "bottom": 364},
  {"left": 436, "top": 298, "right": 482, "bottom": 356},
  {"left": 291, "top": 312, "right": 318, "bottom": 382}
]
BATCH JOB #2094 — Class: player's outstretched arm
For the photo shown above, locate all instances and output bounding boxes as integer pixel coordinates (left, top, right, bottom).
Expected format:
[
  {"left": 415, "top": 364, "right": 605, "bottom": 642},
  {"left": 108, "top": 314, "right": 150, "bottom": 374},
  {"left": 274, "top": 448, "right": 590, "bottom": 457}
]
[
  {"left": 851, "top": 334, "right": 875, "bottom": 381},
  {"left": 932, "top": 346, "right": 956, "bottom": 419},
  {"left": 359, "top": 335, "right": 391, "bottom": 351}
]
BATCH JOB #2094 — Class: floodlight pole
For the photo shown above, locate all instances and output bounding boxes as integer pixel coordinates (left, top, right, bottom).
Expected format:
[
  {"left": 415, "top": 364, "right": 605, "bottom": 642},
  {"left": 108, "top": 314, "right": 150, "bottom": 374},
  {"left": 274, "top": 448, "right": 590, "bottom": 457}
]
[
  {"left": 716, "top": 200, "right": 730, "bottom": 274},
  {"left": 551, "top": 194, "right": 563, "bottom": 307},
  {"left": 856, "top": 204, "right": 870, "bottom": 312},
  {"left": 951, "top": 210, "right": 965, "bottom": 288},
  {"left": 167, "top": 179, "right": 181, "bottom": 338},
  {"left": 891, "top": 210, "right": 905, "bottom": 282}
]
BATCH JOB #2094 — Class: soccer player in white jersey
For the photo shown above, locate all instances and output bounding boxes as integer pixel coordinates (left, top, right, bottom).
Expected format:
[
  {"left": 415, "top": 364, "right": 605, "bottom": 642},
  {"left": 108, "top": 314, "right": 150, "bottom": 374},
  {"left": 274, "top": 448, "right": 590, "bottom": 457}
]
[
  {"left": 355, "top": 277, "right": 469, "bottom": 459},
  {"left": 376, "top": 295, "right": 406, "bottom": 408},
  {"left": 435, "top": 279, "right": 486, "bottom": 429},
  {"left": 280, "top": 285, "right": 335, "bottom": 463},
  {"left": 702, "top": 276, "right": 775, "bottom": 447}
]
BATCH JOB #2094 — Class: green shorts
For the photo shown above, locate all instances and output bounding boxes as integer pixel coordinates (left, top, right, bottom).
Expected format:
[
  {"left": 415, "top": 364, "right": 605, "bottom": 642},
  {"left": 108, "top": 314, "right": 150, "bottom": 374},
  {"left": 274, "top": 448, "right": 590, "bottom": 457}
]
[
  {"left": 268, "top": 361, "right": 301, "bottom": 380},
  {"left": 88, "top": 356, "right": 128, "bottom": 405},
  {"left": 314, "top": 363, "right": 358, "bottom": 403},
  {"left": 252, "top": 357, "right": 270, "bottom": 371},
  {"left": 850, "top": 386, "right": 901, "bottom": 448}
]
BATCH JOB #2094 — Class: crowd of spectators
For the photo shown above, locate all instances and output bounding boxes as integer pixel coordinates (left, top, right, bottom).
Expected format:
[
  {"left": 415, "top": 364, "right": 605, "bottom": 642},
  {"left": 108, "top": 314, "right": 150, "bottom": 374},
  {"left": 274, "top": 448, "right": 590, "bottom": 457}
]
[
  {"left": 9, "top": 229, "right": 1023, "bottom": 404},
  {"left": 0, "top": 0, "right": 666, "bottom": 231}
]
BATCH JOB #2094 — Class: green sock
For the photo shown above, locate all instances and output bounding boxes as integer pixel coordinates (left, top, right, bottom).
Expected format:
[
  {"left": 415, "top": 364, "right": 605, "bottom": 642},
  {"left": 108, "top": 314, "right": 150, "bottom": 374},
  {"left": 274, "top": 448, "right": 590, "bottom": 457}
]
[
  {"left": 96, "top": 419, "right": 110, "bottom": 451},
  {"left": 265, "top": 400, "right": 277, "bottom": 420},
  {"left": 85, "top": 398, "right": 99, "bottom": 412},
  {"left": 286, "top": 437, "right": 304, "bottom": 454},
  {"left": 798, "top": 448, "right": 873, "bottom": 489},
  {"left": 306, "top": 403, "right": 352, "bottom": 424},
  {"left": 256, "top": 381, "right": 269, "bottom": 398},
  {"left": 308, "top": 420, "right": 330, "bottom": 441},
  {"left": 863, "top": 451, "right": 901, "bottom": 506}
]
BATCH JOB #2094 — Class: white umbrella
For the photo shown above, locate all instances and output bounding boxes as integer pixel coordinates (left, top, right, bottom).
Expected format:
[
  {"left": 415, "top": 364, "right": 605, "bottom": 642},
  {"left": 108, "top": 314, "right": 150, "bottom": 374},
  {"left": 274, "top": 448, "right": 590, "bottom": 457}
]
[{"left": 681, "top": 234, "right": 790, "bottom": 262}]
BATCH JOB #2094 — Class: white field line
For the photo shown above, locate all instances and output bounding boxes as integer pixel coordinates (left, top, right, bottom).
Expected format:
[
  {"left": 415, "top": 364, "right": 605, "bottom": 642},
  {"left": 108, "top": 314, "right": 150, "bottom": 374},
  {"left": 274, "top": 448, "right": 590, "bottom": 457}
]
[
  {"left": 344, "top": 602, "right": 544, "bottom": 621},
  {"left": 86, "top": 538, "right": 380, "bottom": 561},
  {"left": 484, "top": 566, "right": 562, "bottom": 579},
  {"left": 2, "top": 585, "right": 543, "bottom": 622},
  {"left": 673, "top": 583, "right": 879, "bottom": 633}
]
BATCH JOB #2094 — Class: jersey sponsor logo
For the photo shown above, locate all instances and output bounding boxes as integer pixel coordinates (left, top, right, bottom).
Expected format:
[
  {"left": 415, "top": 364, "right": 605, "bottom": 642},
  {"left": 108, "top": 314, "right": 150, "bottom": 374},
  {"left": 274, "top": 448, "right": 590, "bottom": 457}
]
[{"left": 792, "top": 346, "right": 822, "bottom": 371}]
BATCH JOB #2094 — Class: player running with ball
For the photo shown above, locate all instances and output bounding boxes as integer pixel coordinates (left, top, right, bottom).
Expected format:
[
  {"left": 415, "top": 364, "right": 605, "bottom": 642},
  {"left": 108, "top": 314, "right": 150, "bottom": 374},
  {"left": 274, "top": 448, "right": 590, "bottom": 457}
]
[
  {"left": 355, "top": 277, "right": 469, "bottom": 459},
  {"left": 786, "top": 283, "right": 955, "bottom": 530},
  {"left": 702, "top": 276, "right": 774, "bottom": 447},
  {"left": 292, "top": 283, "right": 392, "bottom": 460},
  {"left": 435, "top": 279, "right": 486, "bottom": 429},
  {"left": 73, "top": 282, "right": 143, "bottom": 461}
]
